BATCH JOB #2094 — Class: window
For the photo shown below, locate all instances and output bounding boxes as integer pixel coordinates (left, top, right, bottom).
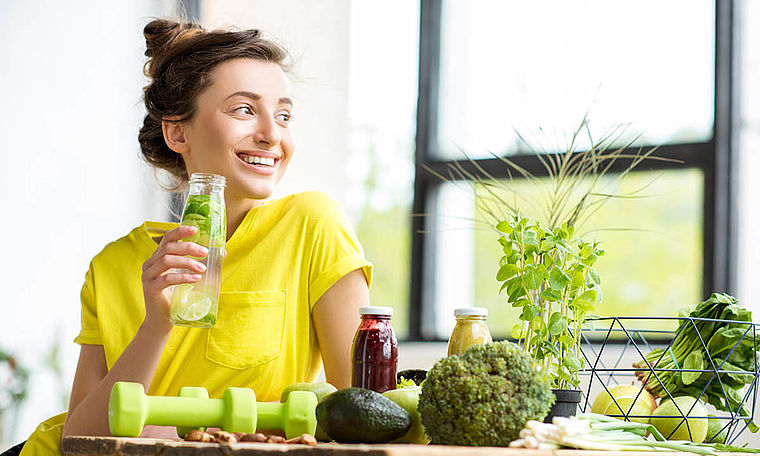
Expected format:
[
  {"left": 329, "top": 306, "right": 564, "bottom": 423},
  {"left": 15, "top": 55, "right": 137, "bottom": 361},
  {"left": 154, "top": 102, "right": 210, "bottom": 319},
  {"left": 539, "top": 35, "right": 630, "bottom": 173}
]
[
  {"left": 348, "top": 1, "right": 420, "bottom": 338},
  {"left": 410, "top": 0, "right": 735, "bottom": 340}
]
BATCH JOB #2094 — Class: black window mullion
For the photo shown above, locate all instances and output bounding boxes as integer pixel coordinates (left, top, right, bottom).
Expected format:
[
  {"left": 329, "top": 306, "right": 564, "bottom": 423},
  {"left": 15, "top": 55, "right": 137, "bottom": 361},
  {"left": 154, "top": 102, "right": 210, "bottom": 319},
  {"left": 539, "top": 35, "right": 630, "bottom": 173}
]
[
  {"left": 422, "top": 141, "right": 714, "bottom": 184},
  {"left": 409, "top": 0, "right": 442, "bottom": 340},
  {"left": 709, "top": 0, "right": 737, "bottom": 297}
]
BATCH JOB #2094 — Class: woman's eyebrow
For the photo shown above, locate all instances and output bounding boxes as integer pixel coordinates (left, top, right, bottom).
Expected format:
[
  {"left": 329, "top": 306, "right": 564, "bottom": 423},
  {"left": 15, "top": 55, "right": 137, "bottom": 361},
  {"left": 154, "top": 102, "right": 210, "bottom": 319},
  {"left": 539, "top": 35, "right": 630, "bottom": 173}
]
[{"left": 225, "top": 91, "right": 293, "bottom": 106}]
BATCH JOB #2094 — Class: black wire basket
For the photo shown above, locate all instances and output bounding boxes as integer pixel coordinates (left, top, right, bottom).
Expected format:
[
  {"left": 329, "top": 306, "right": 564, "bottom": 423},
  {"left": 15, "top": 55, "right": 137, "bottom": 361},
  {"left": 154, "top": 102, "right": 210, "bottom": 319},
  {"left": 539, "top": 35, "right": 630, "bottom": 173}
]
[{"left": 576, "top": 316, "right": 760, "bottom": 445}]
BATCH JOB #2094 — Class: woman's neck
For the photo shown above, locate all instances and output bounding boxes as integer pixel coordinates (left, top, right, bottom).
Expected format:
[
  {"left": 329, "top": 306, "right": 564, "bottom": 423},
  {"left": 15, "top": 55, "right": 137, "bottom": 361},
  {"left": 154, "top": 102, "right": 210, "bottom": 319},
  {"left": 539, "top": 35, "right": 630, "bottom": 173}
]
[{"left": 224, "top": 195, "right": 264, "bottom": 240}]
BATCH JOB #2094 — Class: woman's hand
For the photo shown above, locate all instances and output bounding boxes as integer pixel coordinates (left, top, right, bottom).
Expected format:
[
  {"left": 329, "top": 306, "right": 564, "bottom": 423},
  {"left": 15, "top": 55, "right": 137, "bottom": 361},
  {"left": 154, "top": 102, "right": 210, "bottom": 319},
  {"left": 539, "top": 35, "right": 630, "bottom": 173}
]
[{"left": 140, "top": 225, "right": 208, "bottom": 332}]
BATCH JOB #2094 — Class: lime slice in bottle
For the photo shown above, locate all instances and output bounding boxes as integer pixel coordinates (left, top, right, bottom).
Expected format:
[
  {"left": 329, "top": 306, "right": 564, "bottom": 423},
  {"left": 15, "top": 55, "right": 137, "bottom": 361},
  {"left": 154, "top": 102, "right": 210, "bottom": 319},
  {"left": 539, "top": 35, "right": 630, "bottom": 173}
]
[{"left": 171, "top": 285, "right": 213, "bottom": 321}]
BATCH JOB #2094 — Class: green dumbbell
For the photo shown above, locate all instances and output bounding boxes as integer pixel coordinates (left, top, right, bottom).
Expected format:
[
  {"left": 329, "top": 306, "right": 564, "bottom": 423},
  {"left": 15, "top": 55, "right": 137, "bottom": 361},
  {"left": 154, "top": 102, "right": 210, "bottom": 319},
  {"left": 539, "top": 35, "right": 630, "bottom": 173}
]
[
  {"left": 108, "top": 382, "right": 318, "bottom": 439},
  {"left": 176, "top": 386, "right": 208, "bottom": 438}
]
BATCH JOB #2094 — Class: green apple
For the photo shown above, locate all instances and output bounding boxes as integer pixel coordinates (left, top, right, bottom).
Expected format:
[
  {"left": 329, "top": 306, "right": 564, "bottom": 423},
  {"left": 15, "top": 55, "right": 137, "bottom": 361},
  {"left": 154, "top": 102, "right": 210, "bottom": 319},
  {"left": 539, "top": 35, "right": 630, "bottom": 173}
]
[
  {"left": 705, "top": 416, "right": 728, "bottom": 444},
  {"left": 591, "top": 384, "right": 656, "bottom": 424},
  {"left": 383, "top": 386, "right": 431, "bottom": 444},
  {"left": 280, "top": 382, "right": 337, "bottom": 403},
  {"left": 651, "top": 396, "right": 708, "bottom": 443}
]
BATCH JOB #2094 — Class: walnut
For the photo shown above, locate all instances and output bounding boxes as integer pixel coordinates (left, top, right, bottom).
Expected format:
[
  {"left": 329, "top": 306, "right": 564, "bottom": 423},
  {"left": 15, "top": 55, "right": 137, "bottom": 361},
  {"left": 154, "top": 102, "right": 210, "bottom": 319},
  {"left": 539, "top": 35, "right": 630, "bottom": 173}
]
[
  {"left": 265, "top": 435, "right": 287, "bottom": 444},
  {"left": 286, "top": 434, "right": 318, "bottom": 445},
  {"left": 211, "top": 430, "right": 237, "bottom": 444},
  {"left": 185, "top": 430, "right": 214, "bottom": 442},
  {"left": 239, "top": 433, "right": 267, "bottom": 442}
]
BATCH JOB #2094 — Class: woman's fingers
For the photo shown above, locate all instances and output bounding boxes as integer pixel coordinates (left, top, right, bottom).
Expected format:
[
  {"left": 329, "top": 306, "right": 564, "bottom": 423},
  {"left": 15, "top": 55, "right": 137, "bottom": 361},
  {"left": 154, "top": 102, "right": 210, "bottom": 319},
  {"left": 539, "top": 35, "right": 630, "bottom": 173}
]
[
  {"left": 143, "top": 254, "right": 207, "bottom": 280},
  {"left": 162, "top": 241, "right": 208, "bottom": 258},
  {"left": 160, "top": 225, "right": 199, "bottom": 245},
  {"left": 150, "top": 272, "right": 202, "bottom": 288},
  {"left": 143, "top": 226, "right": 207, "bottom": 272}
]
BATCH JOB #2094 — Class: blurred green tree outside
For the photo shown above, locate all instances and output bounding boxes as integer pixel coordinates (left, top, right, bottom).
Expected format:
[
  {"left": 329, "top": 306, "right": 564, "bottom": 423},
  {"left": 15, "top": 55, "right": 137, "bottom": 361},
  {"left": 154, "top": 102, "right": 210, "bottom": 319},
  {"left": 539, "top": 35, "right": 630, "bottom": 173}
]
[{"left": 353, "top": 138, "right": 413, "bottom": 340}]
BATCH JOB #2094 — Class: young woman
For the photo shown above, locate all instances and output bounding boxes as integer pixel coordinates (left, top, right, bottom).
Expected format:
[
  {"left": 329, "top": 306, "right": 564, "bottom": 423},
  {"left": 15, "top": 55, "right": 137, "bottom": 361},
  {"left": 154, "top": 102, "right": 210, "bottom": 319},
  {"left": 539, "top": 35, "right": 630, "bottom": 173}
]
[{"left": 17, "top": 19, "right": 371, "bottom": 455}]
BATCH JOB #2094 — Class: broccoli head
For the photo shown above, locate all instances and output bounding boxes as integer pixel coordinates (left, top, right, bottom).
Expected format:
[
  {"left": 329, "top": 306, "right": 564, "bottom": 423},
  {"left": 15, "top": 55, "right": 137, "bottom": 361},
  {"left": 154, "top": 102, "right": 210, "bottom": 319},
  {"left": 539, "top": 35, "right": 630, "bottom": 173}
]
[{"left": 418, "top": 340, "right": 554, "bottom": 446}]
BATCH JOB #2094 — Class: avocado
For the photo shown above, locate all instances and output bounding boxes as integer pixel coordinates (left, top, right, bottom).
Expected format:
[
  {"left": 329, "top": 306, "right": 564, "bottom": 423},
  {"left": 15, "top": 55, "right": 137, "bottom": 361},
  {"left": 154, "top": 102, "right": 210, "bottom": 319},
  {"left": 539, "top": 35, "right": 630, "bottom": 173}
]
[
  {"left": 280, "top": 382, "right": 338, "bottom": 441},
  {"left": 316, "top": 388, "right": 412, "bottom": 443}
]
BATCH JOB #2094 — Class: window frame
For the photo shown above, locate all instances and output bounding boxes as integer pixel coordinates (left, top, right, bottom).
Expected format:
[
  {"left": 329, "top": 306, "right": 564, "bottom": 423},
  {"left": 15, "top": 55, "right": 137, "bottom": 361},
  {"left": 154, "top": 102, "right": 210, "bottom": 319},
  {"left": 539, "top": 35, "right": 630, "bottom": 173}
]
[{"left": 408, "top": 0, "right": 738, "bottom": 340}]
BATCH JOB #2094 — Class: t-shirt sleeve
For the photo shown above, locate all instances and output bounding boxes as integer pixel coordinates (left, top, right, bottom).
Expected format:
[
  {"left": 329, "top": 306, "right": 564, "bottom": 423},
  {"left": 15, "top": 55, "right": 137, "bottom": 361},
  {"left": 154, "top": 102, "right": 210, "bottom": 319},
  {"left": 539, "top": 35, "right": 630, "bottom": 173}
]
[
  {"left": 308, "top": 198, "right": 373, "bottom": 309},
  {"left": 73, "top": 263, "right": 103, "bottom": 345}
]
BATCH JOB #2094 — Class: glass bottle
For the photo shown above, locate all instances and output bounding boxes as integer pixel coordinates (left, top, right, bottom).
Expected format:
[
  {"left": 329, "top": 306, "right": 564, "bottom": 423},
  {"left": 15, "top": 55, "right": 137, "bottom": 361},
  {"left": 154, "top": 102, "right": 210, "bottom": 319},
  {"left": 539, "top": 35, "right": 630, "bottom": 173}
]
[
  {"left": 351, "top": 306, "right": 398, "bottom": 393},
  {"left": 169, "top": 173, "right": 226, "bottom": 328},
  {"left": 447, "top": 307, "right": 493, "bottom": 356}
]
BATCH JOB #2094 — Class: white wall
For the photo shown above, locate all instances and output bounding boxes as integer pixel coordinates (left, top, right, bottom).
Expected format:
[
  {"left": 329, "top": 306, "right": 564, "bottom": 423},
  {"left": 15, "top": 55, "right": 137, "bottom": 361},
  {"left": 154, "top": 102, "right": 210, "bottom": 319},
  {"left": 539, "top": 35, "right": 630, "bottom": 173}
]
[
  {"left": 0, "top": 0, "right": 174, "bottom": 445},
  {"left": 203, "top": 0, "right": 352, "bottom": 204}
]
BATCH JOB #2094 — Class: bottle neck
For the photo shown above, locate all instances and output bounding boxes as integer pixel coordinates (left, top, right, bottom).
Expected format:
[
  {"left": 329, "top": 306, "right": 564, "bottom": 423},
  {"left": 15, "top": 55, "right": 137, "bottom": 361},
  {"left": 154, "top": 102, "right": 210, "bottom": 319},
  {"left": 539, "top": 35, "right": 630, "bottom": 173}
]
[
  {"left": 189, "top": 173, "right": 226, "bottom": 194},
  {"left": 361, "top": 315, "right": 391, "bottom": 322},
  {"left": 456, "top": 315, "right": 487, "bottom": 322}
]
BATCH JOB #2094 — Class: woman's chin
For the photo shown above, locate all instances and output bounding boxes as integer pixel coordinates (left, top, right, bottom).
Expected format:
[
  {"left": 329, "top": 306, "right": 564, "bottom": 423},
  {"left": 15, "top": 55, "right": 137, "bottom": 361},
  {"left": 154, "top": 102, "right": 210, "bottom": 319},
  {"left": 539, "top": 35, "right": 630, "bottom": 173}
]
[{"left": 242, "top": 185, "right": 276, "bottom": 201}]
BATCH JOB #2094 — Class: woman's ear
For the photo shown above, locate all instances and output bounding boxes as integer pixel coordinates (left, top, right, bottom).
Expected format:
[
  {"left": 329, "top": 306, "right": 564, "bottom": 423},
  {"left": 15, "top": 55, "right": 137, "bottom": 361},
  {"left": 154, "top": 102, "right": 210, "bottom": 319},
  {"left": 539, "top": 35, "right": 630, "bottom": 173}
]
[{"left": 161, "top": 118, "right": 189, "bottom": 154}]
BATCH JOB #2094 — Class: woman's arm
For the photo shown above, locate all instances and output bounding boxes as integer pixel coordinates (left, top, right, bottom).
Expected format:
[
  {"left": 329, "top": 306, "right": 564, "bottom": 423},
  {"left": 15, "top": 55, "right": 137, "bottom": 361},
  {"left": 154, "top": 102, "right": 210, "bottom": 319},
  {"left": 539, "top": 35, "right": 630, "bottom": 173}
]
[
  {"left": 62, "top": 225, "right": 207, "bottom": 437},
  {"left": 312, "top": 268, "right": 370, "bottom": 389},
  {"left": 62, "top": 325, "right": 172, "bottom": 437}
]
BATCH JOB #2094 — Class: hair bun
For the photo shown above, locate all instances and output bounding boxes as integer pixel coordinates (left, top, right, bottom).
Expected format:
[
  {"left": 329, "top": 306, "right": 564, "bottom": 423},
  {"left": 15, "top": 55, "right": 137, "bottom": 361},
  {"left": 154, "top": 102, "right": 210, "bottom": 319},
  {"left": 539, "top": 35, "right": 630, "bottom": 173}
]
[{"left": 143, "top": 19, "right": 204, "bottom": 77}]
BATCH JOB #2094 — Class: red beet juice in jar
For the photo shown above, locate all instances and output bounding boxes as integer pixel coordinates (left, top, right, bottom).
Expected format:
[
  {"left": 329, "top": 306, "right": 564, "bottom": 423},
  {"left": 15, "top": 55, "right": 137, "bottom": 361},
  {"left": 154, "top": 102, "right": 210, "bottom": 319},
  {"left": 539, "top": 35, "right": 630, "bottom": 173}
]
[{"left": 351, "top": 306, "right": 398, "bottom": 393}]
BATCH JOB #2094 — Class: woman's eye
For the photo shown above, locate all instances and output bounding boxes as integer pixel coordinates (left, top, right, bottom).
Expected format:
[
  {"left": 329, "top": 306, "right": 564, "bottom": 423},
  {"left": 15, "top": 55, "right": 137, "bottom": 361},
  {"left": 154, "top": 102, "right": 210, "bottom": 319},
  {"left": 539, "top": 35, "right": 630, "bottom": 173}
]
[
  {"left": 234, "top": 106, "right": 254, "bottom": 115},
  {"left": 276, "top": 112, "right": 292, "bottom": 124}
]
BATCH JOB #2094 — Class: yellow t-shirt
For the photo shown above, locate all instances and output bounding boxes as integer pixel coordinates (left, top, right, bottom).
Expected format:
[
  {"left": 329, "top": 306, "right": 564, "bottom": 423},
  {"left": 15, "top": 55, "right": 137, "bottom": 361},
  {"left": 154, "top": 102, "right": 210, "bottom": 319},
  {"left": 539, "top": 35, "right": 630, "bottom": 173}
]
[{"left": 21, "top": 191, "right": 372, "bottom": 455}]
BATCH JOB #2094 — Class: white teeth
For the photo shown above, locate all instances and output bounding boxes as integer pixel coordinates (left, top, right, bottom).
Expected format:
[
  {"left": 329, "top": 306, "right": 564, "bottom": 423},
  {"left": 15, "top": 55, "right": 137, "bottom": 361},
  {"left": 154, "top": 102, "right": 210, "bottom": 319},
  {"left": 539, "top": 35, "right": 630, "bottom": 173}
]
[{"left": 241, "top": 155, "right": 275, "bottom": 167}]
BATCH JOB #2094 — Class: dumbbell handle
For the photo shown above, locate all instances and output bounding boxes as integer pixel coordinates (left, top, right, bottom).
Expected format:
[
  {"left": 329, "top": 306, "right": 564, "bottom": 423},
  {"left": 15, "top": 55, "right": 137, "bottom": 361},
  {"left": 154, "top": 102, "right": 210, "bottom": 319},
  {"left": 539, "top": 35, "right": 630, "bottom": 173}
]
[
  {"left": 257, "top": 402, "right": 284, "bottom": 430},
  {"left": 145, "top": 396, "right": 226, "bottom": 428}
]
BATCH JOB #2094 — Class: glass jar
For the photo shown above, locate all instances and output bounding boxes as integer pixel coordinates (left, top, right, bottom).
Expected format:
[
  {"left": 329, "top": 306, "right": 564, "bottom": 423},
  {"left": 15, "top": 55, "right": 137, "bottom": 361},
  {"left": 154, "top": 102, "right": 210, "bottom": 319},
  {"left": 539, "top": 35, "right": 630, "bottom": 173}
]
[
  {"left": 169, "top": 173, "right": 226, "bottom": 328},
  {"left": 447, "top": 307, "right": 493, "bottom": 356},
  {"left": 351, "top": 306, "right": 398, "bottom": 393}
]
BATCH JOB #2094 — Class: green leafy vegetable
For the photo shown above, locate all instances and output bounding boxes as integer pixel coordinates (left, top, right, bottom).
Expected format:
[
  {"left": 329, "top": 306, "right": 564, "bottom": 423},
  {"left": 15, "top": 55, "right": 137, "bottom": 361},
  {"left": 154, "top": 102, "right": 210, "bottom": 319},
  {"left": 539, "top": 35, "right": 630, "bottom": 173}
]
[{"left": 633, "top": 293, "right": 760, "bottom": 433}]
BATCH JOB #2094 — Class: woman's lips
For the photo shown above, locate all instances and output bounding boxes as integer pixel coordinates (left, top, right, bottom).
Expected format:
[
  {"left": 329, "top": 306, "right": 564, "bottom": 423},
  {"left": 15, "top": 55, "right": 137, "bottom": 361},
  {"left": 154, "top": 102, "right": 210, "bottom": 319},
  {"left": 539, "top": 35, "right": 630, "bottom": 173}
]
[{"left": 237, "top": 153, "right": 278, "bottom": 175}]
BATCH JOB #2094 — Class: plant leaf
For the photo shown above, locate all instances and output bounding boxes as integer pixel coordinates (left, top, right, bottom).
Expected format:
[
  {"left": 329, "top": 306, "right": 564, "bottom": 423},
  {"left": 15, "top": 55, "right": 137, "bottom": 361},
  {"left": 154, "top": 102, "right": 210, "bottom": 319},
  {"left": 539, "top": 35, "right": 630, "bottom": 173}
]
[
  {"left": 559, "top": 333, "right": 575, "bottom": 346},
  {"left": 497, "top": 263, "right": 519, "bottom": 282},
  {"left": 541, "top": 289, "right": 562, "bottom": 302},
  {"left": 548, "top": 312, "right": 567, "bottom": 336},
  {"left": 570, "top": 297, "right": 595, "bottom": 312},
  {"left": 549, "top": 267, "right": 571, "bottom": 291},
  {"left": 682, "top": 350, "right": 704, "bottom": 385},
  {"left": 580, "top": 289, "right": 598, "bottom": 305},
  {"left": 511, "top": 297, "right": 530, "bottom": 308},
  {"left": 588, "top": 268, "right": 601, "bottom": 285},
  {"left": 563, "top": 353, "right": 582, "bottom": 371},
  {"left": 523, "top": 266, "right": 541, "bottom": 289},
  {"left": 520, "top": 305, "right": 540, "bottom": 322},
  {"left": 511, "top": 322, "right": 524, "bottom": 339},
  {"left": 523, "top": 230, "right": 540, "bottom": 247},
  {"left": 496, "top": 221, "right": 512, "bottom": 234},
  {"left": 508, "top": 284, "right": 527, "bottom": 303}
]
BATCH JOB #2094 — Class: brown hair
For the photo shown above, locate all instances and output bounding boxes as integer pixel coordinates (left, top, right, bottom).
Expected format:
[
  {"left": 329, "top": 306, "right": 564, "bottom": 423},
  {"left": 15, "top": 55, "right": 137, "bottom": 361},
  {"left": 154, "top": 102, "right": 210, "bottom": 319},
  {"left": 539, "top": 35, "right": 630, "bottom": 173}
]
[{"left": 138, "top": 19, "right": 291, "bottom": 190}]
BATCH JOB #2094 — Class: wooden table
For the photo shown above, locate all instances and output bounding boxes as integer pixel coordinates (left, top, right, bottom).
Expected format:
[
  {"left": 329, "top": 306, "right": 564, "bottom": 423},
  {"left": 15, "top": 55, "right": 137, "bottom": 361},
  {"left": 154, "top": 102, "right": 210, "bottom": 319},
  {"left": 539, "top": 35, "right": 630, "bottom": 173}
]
[{"left": 61, "top": 436, "right": 753, "bottom": 455}]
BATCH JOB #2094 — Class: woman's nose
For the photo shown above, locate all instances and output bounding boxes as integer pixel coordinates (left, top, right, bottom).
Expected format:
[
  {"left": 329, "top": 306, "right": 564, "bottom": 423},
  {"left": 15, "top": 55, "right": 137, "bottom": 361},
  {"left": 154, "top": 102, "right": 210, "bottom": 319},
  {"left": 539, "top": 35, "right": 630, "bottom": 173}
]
[{"left": 254, "top": 114, "right": 281, "bottom": 147}]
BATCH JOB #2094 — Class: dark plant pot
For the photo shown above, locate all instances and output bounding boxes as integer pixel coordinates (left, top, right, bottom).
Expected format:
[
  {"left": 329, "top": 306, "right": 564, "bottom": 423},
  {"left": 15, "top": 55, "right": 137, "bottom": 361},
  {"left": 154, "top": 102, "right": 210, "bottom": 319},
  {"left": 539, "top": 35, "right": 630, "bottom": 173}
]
[{"left": 544, "top": 388, "right": 581, "bottom": 423}]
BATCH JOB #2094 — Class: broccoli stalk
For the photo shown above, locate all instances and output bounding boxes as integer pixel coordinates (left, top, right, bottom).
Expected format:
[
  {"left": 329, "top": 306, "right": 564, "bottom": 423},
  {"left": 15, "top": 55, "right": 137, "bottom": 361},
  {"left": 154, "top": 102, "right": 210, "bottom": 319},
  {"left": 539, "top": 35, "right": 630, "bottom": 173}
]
[{"left": 418, "top": 341, "right": 555, "bottom": 446}]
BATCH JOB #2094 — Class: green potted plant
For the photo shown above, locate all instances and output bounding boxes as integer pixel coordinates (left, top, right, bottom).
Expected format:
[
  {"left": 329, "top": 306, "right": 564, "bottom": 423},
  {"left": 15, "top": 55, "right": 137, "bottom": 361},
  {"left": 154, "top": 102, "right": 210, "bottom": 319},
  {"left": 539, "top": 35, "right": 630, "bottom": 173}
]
[
  {"left": 431, "top": 115, "right": 665, "bottom": 420},
  {"left": 495, "top": 214, "right": 603, "bottom": 420}
]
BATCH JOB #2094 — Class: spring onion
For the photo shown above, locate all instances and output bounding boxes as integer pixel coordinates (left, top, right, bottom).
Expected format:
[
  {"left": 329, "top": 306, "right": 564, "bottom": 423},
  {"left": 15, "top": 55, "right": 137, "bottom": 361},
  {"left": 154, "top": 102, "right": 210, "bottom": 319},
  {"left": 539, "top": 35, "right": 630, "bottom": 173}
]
[{"left": 510, "top": 413, "right": 729, "bottom": 454}]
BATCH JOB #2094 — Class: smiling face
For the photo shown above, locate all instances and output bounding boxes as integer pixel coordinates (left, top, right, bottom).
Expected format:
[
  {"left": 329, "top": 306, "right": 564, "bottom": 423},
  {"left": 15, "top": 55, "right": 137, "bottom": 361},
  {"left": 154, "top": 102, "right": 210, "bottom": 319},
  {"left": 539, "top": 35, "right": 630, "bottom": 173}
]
[{"left": 178, "top": 58, "right": 294, "bottom": 204}]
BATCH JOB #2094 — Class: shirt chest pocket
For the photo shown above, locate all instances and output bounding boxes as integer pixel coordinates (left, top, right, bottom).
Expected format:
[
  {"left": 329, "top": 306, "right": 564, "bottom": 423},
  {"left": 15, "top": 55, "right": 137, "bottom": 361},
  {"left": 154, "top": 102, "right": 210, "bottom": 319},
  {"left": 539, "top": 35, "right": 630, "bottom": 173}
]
[{"left": 205, "top": 290, "right": 287, "bottom": 369}]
